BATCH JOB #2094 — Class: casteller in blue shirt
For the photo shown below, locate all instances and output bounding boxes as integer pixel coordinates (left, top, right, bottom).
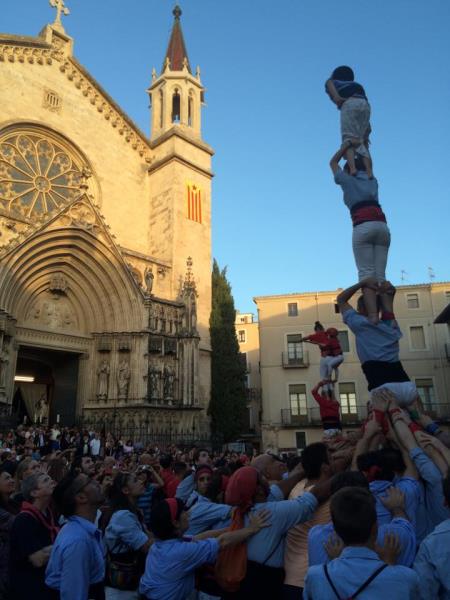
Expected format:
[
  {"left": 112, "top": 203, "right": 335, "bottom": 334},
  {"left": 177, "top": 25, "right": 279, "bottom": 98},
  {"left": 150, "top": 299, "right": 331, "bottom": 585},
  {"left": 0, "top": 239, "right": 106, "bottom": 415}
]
[
  {"left": 304, "top": 486, "right": 419, "bottom": 599},
  {"left": 45, "top": 516, "right": 105, "bottom": 600}
]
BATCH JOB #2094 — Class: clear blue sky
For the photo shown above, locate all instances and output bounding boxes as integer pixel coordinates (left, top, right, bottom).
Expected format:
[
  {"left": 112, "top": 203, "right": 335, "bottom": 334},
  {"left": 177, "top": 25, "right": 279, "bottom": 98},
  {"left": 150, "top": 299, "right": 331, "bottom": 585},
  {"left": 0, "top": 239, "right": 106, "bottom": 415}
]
[{"left": 4, "top": 0, "right": 450, "bottom": 313}]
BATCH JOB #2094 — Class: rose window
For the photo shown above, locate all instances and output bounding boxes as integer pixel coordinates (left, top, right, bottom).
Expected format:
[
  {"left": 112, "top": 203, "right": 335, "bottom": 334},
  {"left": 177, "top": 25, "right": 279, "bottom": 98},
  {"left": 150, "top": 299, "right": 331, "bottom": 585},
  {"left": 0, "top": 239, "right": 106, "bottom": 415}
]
[{"left": 0, "top": 131, "right": 85, "bottom": 219}]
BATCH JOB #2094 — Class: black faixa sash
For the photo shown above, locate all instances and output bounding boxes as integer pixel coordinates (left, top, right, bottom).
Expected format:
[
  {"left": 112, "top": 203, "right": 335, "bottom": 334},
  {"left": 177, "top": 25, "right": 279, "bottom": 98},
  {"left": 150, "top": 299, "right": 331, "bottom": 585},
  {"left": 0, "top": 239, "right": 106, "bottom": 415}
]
[{"left": 362, "top": 360, "right": 410, "bottom": 391}]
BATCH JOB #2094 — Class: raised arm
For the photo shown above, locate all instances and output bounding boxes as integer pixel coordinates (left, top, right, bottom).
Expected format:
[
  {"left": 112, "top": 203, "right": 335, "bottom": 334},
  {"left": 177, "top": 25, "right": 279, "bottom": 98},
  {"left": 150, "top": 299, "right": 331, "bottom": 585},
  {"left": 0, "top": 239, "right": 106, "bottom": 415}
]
[
  {"left": 351, "top": 417, "right": 382, "bottom": 470},
  {"left": 330, "top": 141, "right": 353, "bottom": 174},
  {"left": 336, "top": 278, "right": 378, "bottom": 314}
]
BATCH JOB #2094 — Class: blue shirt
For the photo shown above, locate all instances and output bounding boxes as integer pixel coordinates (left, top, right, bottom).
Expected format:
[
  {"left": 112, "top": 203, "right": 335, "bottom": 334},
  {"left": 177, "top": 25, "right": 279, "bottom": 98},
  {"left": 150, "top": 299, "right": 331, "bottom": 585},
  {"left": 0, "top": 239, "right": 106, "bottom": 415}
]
[
  {"left": 309, "top": 518, "right": 416, "bottom": 568},
  {"left": 185, "top": 484, "right": 284, "bottom": 536},
  {"left": 304, "top": 546, "right": 419, "bottom": 599},
  {"left": 45, "top": 516, "right": 105, "bottom": 600},
  {"left": 139, "top": 537, "right": 219, "bottom": 600},
  {"left": 334, "top": 167, "right": 379, "bottom": 210},
  {"left": 370, "top": 478, "right": 421, "bottom": 530},
  {"left": 175, "top": 472, "right": 195, "bottom": 503},
  {"left": 186, "top": 491, "right": 317, "bottom": 568},
  {"left": 414, "top": 519, "right": 450, "bottom": 599},
  {"left": 186, "top": 495, "right": 232, "bottom": 536},
  {"left": 104, "top": 510, "right": 148, "bottom": 554},
  {"left": 343, "top": 308, "right": 402, "bottom": 364},
  {"left": 410, "top": 447, "right": 450, "bottom": 543}
]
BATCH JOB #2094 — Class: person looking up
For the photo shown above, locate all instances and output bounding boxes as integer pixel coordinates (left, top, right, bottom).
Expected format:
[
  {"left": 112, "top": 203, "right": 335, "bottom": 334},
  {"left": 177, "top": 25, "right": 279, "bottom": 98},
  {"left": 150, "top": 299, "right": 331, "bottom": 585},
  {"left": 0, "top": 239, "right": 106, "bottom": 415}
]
[
  {"left": 45, "top": 473, "right": 106, "bottom": 600},
  {"left": 104, "top": 472, "right": 153, "bottom": 599},
  {"left": 10, "top": 472, "right": 58, "bottom": 600},
  {"left": 0, "top": 465, "right": 16, "bottom": 598}
]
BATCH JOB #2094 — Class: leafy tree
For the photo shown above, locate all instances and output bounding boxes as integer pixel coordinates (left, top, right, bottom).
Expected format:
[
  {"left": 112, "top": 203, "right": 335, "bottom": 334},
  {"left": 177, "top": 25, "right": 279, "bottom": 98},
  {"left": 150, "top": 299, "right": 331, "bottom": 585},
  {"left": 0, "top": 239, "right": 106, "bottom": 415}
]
[{"left": 208, "top": 259, "right": 247, "bottom": 442}]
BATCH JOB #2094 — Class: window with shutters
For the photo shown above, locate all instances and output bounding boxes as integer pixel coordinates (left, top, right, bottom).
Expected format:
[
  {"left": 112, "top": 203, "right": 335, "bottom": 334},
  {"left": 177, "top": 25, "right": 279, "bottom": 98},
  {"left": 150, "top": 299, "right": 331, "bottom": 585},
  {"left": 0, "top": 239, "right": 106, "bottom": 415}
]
[
  {"left": 287, "top": 334, "right": 303, "bottom": 363},
  {"left": 339, "top": 382, "right": 357, "bottom": 415},
  {"left": 410, "top": 326, "right": 426, "bottom": 350},
  {"left": 289, "top": 384, "right": 307, "bottom": 417},
  {"left": 406, "top": 293, "right": 420, "bottom": 309}
]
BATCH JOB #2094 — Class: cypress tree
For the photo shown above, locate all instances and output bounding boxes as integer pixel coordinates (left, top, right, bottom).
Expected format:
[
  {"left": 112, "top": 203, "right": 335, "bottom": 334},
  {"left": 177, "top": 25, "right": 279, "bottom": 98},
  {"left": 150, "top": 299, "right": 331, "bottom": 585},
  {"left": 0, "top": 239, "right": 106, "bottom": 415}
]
[{"left": 208, "top": 259, "right": 247, "bottom": 442}]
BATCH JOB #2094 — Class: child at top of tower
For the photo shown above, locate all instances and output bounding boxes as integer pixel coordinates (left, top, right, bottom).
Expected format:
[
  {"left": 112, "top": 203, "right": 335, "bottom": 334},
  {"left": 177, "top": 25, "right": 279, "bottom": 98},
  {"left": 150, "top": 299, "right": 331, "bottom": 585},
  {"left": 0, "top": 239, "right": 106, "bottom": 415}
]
[{"left": 325, "top": 66, "right": 373, "bottom": 178}]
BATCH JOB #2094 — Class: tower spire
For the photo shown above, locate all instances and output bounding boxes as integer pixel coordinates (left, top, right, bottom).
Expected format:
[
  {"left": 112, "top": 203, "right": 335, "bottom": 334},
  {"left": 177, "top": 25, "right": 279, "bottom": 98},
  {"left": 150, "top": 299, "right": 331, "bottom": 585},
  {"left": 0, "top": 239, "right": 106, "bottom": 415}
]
[{"left": 163, "top": 5, "right": 191, "bottom": 73}]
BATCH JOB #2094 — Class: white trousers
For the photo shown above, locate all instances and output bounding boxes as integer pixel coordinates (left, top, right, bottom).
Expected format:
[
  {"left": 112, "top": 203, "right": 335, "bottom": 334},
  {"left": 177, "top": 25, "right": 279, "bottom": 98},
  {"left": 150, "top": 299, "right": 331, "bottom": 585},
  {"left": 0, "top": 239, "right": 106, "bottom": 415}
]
[
  {"left": 320, "top": 355, "right": 344, "bottom": 391},
  {"left": 341, "top": 97, "right": 371, "bottom": 158},
  {"left": 370, "top": 381, "right": 418, "bottom": 408},
  {"left": 353, "top": 221, "right": 391, "bottom": 281}
]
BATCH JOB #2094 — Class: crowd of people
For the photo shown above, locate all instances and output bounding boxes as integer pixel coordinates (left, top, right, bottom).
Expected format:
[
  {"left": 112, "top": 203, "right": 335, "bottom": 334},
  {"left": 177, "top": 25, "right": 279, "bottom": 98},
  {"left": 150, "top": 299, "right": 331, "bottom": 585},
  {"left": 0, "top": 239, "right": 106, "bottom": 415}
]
[{"left": 1, "top": 381, "right": 450, "bottom": 600}]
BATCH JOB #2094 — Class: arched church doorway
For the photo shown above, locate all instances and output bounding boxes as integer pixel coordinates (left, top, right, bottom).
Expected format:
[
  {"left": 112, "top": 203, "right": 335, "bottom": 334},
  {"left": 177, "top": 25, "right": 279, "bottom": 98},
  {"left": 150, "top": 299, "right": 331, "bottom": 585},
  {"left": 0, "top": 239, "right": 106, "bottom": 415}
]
[{"left": 14, "top": 346, "right": 80, "bottom": 426}]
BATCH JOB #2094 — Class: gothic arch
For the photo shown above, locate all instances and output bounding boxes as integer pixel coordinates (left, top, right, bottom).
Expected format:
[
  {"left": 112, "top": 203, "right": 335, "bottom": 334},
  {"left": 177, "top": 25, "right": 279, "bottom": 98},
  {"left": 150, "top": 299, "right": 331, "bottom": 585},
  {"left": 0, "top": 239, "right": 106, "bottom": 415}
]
[{"left": 0, "top": 226, "right": 143, "bottom": 333}]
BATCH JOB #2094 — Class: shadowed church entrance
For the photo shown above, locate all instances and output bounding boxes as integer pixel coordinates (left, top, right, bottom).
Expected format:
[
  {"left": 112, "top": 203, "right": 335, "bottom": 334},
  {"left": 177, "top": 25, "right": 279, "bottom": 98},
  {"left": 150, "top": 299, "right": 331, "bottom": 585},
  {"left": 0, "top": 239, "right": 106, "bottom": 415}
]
[{"left": 14, "top": 346, "right": 80, "bottom": 426}]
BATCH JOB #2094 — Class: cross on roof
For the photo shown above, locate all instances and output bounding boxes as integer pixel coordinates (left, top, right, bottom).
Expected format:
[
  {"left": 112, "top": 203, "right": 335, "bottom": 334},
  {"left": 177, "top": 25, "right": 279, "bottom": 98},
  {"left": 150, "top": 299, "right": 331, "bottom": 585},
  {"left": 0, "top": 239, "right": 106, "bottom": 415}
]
[{"left": 49, "top": 0, "right": 70, "bottom": 30}]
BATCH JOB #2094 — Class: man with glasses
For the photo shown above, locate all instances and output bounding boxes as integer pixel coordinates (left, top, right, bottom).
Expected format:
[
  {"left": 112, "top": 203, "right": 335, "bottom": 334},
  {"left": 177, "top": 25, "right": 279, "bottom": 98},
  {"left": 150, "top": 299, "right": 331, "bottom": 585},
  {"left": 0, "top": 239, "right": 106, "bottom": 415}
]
[{"left": 45, "top": 473, "right": 106, "bottom": 600}]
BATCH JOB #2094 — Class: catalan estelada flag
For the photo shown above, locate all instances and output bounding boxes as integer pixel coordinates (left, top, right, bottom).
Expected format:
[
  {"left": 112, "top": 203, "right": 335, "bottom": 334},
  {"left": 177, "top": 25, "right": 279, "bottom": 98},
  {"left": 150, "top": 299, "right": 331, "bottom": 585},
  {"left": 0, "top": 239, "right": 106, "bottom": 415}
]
[{"left": 187, "top": 182, "right": 202, "bottom": 224}]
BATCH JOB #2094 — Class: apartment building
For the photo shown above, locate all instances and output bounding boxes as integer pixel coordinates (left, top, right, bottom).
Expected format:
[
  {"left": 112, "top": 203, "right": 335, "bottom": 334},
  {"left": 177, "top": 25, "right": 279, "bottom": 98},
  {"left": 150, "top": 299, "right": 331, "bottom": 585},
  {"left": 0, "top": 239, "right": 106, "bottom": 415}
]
[
  {"left": 234, "top": 312, "right": 262, "bottom": 444},
  {"left": 245, "top": 283, "right": 450, "bottom": 453}
]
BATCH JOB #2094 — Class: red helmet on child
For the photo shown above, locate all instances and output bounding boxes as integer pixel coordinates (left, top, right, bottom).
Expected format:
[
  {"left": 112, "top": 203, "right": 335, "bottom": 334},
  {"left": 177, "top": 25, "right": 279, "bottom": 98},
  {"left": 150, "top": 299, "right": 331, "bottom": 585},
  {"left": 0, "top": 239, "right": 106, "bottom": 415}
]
[{"left": 326, "top": 327, "right": 339, "bottom": 337}]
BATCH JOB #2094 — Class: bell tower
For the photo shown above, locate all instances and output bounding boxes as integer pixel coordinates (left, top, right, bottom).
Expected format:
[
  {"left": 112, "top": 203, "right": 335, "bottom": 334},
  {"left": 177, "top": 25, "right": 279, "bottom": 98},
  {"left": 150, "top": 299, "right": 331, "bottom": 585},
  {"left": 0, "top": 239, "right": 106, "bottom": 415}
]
[
  {"left": 148, "top": 5, "right": 204, "bottom": 141},
  {"left": 146, "top": 5, "right": 213, "bottom": 416}
]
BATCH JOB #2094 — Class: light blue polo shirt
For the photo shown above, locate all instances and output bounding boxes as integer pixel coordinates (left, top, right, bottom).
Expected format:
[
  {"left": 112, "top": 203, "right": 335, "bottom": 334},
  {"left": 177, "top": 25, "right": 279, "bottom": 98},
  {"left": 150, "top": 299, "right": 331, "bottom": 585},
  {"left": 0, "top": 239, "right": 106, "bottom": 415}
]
[
  {"left": 140, "top": 537, "right": 219, "bottom": 600},
  {"left": 104, "top": 509, "right": 148, "bottom": 554},
  {"left": 46, "top": 516, "right": 105, "bottom": 600},
  {"left": 414, "top": 519, "right": 450, "bottom": 599},
  {"left": 334, "top": 167, "right": 379, "bottom": 210},
  {"left": 309, "top": 518, "right": 416, "bottom": 567},
  {"left": 305, "top": 547, "right": 420, "bottom": 599},
  {"left": 343, "top": 308, "right": 402, "bottom": 364}
]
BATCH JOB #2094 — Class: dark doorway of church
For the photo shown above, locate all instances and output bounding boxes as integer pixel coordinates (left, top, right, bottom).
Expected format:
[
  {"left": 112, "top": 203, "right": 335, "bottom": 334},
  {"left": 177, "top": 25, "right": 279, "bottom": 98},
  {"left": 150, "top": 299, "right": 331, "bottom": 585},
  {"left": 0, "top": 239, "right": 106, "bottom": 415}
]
[{"left": 14, "top": 346, "right": 80, "bottom": 426}]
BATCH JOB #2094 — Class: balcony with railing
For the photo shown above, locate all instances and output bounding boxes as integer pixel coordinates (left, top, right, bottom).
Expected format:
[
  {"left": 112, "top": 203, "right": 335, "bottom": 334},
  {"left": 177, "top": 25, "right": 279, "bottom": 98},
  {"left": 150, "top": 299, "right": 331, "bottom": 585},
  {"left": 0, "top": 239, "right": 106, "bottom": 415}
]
[
  {"left": 281, "top": 350, "right": 309, "bottom": 369},
  {"left": 281, "top": 403, "right": 450, "bottom": 427}
]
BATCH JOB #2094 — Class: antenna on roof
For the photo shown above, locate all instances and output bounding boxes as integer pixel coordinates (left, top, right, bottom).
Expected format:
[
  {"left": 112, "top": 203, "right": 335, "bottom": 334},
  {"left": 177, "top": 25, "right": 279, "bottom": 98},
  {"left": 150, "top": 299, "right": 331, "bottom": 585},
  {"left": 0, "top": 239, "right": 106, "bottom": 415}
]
[
  {"left": 401, "top": 270, "right": 408, "bottom": 282},
  {"left": 428, "top": 266, "right": 435, "bottom": 282}
]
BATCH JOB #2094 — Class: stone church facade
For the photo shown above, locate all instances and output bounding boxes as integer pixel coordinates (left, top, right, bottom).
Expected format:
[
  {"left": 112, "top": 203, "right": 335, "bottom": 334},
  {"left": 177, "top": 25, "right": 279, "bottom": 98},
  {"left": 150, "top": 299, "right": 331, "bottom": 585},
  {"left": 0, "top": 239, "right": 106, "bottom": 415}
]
[{"left": 0, "top": 5, "right": 213, "bottom": 439}]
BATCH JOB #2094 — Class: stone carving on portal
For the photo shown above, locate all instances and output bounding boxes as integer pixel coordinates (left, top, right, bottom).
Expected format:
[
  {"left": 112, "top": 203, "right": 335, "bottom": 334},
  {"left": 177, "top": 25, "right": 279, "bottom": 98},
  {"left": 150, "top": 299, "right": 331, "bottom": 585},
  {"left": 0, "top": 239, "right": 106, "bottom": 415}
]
[
  {"left": 0, "top": 342, "right": 10, "bottom": 390},
  {"left": 117, "top": 360, "right": 130, "bottom": 400},
  {"left": 144, "top": 267, "right": 154, "bottom": 296},
  {"left": 163, "top": 365, "right": 176, "bottom": 403},
  {"left": 149, "top": 367, "right": 160, "bottom": 400},
  {"left": 96, "top": 359, "right": 110, "bottom": 400},
  {"left": 27, "top": 273, "right": 78, "bottom": 331},
  {"left": 179, "top": 257, "right": 198, "bottom": 335}
]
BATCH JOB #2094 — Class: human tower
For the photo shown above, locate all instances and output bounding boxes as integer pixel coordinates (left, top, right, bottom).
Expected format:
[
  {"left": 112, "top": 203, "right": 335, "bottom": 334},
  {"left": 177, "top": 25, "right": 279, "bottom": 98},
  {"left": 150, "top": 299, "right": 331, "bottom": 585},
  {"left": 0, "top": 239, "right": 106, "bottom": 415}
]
[{"left": 303, "top": 66, "right": 419, "bottom": 437}]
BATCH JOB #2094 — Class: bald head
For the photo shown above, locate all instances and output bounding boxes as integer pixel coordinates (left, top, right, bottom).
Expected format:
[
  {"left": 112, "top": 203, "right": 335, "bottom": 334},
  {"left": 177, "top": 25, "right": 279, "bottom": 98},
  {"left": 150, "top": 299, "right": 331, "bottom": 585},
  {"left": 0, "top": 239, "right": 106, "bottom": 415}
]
[{"left": 251, "top": 454, "right": 286, "bottom": 482}]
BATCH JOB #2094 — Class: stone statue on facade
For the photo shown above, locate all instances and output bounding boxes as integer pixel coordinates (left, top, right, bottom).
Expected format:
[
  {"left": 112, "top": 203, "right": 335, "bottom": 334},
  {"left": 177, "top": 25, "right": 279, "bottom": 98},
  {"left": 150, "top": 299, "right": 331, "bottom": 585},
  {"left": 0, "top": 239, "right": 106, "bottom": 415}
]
[
  {"left": 96, "top": 359, "right": 110, "bottom": 400},
  {"left": 163, "top": 366, "right": 176, "bottom": 400},
  {"left": 117, "top": 360, "right": 130, "bottom": 400},
  {"left": 149, "top": 368, "right": 160, "bottom": 399},
  {"left": 144, "top": 267, "right": 154, "bottom": 295},
  {"left": 0, "top": 344, "right": 9, "bottom": 388}
]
